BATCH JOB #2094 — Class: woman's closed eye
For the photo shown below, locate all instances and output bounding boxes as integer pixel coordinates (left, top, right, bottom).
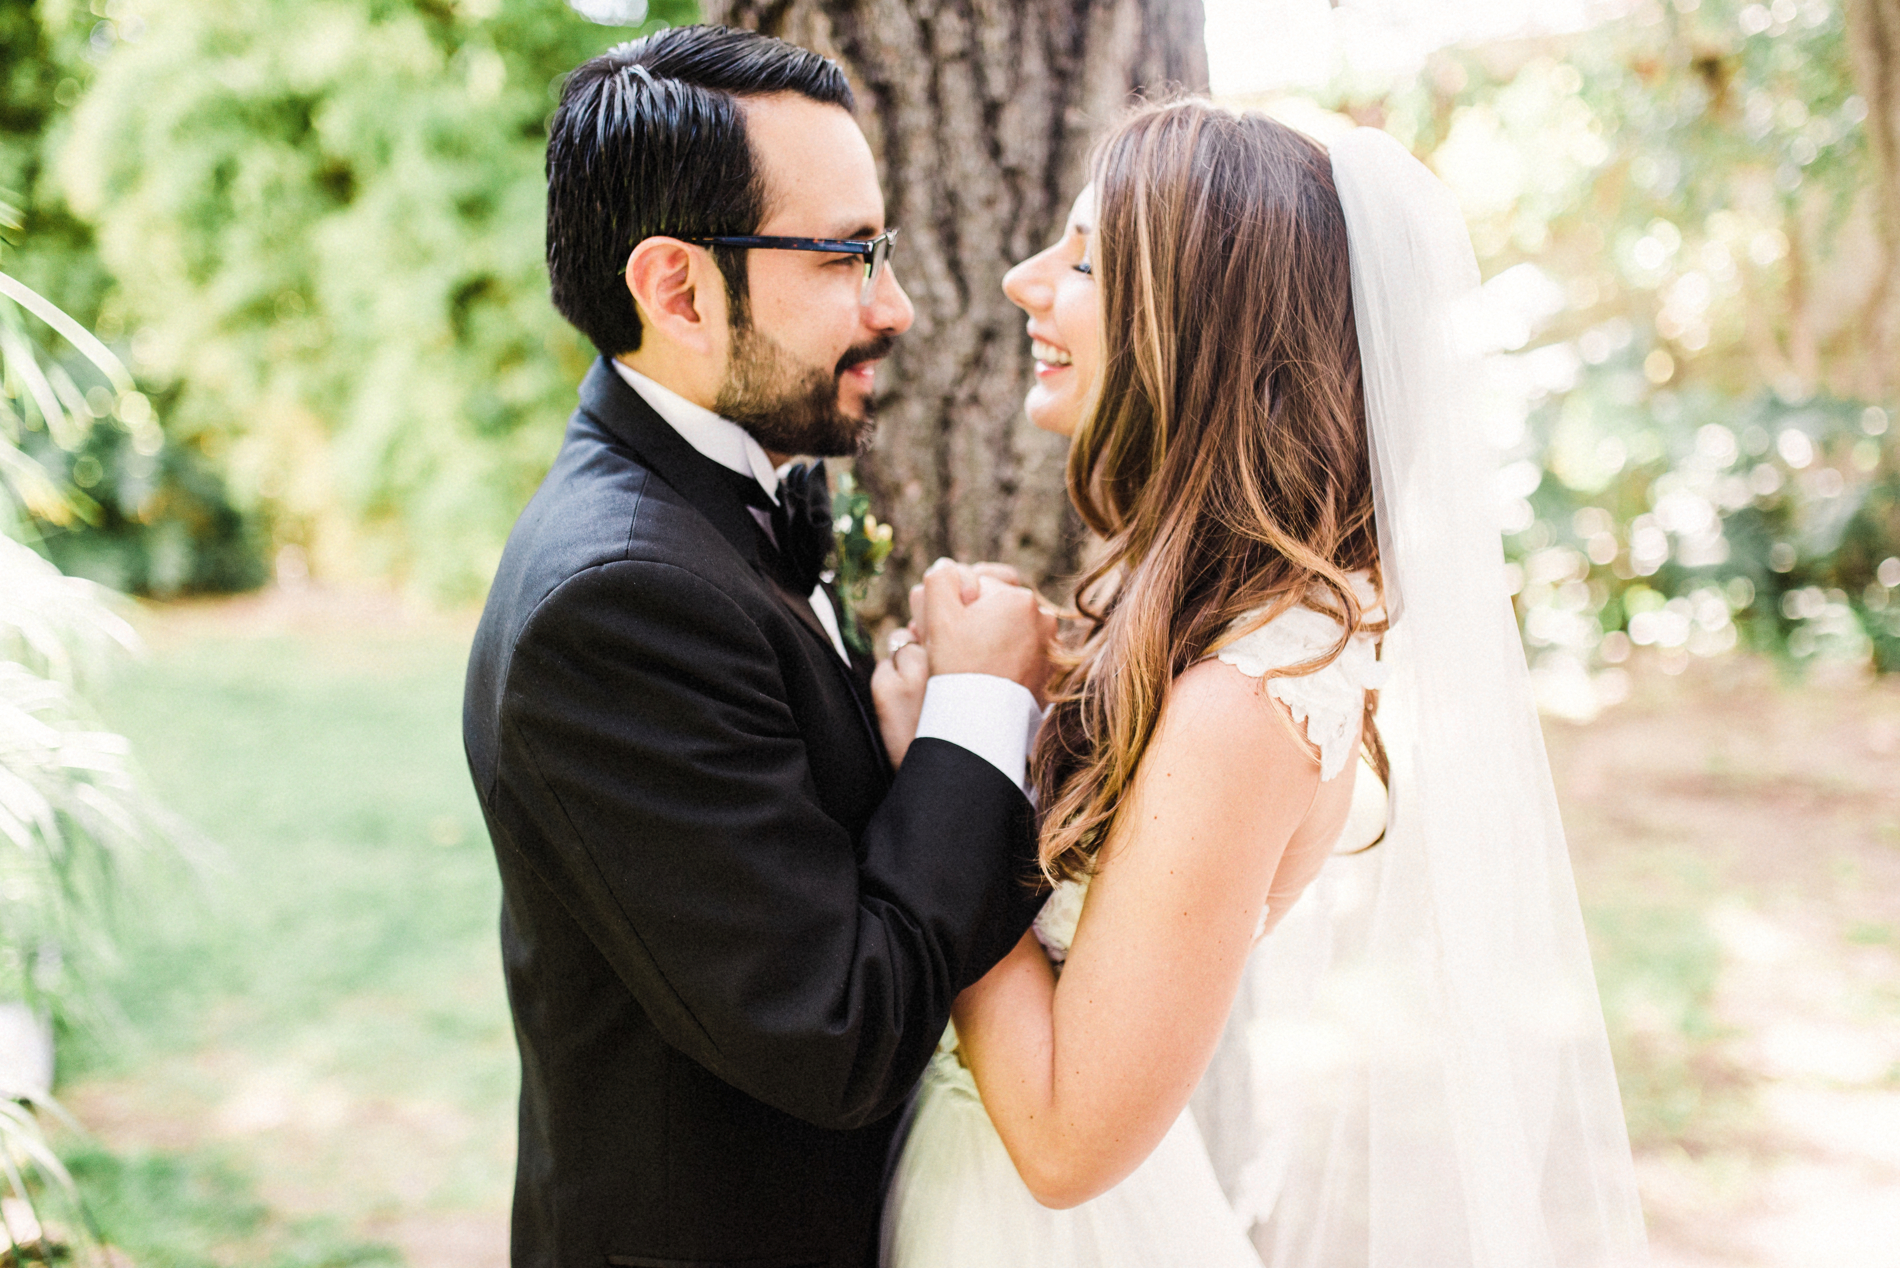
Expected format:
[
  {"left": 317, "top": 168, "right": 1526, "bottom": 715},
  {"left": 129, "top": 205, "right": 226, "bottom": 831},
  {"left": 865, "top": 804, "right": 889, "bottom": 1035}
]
[{"left": 1070, "top": 224, "right": 1094, "bottom": 275}]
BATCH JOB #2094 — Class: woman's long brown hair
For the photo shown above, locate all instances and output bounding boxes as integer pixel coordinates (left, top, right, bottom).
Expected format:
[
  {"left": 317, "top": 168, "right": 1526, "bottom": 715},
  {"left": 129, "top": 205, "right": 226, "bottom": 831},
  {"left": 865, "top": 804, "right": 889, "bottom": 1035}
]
[{"left": 1030, "top": 99, "right": 1387, "bottom": 883}]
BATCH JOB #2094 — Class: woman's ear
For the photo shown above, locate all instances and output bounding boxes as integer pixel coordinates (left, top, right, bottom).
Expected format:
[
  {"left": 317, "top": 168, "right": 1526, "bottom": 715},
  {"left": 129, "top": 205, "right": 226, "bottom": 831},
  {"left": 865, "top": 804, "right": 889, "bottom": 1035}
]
[{"left": 624, "top": 238, "right": 728, "bottom": 356}]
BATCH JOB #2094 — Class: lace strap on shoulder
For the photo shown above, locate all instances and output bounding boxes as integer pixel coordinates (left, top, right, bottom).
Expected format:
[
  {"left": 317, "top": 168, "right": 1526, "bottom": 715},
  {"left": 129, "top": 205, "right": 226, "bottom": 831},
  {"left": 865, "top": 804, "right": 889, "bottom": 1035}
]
[{"left": 1215, "top": 606, "right": 1383, "bottom": 781}]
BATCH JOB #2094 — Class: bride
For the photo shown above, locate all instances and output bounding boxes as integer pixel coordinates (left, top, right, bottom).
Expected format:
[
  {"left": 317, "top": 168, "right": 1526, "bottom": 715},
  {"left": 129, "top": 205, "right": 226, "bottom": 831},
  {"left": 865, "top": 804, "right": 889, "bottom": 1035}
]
[{"left": 874, "top": 100, "right": 1649, "bottom": 1267}]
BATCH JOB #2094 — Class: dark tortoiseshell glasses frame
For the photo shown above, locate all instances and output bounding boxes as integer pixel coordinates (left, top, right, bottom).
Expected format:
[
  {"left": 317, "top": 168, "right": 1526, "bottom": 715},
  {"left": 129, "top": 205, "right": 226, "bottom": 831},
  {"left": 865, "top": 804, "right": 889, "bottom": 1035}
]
[{"left": 681, "top": 228, "right": 900, "bottom": 305}]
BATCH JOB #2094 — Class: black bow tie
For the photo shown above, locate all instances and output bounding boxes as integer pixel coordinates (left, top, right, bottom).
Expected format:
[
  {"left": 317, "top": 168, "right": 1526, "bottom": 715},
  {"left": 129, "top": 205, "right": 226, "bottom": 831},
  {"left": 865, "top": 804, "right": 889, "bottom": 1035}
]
[{"left": 718, "top": 460, "right": 834, "bottom": 596}]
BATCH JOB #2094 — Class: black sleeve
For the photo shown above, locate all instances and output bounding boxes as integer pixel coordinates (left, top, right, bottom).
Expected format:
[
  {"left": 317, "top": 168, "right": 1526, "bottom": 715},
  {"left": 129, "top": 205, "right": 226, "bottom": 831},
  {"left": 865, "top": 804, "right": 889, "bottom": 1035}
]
[{"left": 497, "top": 558, "right": 1044, "bottom": 1130}]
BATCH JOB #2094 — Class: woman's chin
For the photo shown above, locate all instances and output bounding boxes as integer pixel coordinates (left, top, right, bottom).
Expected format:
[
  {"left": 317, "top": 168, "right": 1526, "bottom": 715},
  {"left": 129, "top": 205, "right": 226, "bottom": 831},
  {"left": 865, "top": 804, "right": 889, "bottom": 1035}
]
[{"left": 1024, "top": 386, "right": 1079, "bottom": 438}]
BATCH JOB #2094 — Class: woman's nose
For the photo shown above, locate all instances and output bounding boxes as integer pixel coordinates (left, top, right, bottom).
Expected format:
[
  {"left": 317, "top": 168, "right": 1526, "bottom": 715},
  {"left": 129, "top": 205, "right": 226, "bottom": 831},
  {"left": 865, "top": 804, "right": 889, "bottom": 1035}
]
[{"left": 1002, "top": 252, "right": 1051, "bottom": 313}]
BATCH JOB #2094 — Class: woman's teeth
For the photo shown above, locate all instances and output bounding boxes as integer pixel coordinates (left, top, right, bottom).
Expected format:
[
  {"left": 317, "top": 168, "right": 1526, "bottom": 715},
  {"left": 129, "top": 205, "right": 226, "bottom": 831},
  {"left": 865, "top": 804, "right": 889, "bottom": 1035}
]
[{"left": 1031, "top": 339, "right": 1072, "bottom": 367}]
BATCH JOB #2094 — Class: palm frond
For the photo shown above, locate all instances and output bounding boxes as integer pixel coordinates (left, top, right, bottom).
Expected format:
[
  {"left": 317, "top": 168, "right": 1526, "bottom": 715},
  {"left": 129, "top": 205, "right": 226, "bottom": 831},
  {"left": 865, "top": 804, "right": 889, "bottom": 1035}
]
[{"left": 0, "top": 222, "right": 175, "bottom": 1267}]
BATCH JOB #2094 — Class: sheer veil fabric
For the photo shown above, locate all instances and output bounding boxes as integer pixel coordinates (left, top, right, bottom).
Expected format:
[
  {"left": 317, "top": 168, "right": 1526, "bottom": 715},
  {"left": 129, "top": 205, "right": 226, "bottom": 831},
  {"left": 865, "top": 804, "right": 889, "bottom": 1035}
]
[{"left": 1191, "top": 129, "right": 1649, "bottom": 1267}]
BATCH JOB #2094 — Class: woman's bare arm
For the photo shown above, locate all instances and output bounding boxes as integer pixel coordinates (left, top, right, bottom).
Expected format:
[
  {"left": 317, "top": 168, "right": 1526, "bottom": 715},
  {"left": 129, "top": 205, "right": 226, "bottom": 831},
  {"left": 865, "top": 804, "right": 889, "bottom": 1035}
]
[{"left": 950, "top": 657, "right": 1324, "bottom": 1208}]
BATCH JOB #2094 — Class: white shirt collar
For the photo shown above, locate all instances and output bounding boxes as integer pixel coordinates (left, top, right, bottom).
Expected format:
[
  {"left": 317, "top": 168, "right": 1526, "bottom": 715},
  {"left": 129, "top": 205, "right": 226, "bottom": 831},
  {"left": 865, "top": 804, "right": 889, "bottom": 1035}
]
[{"left": 610, "top": 360, "right": 781, "bottom": 505}]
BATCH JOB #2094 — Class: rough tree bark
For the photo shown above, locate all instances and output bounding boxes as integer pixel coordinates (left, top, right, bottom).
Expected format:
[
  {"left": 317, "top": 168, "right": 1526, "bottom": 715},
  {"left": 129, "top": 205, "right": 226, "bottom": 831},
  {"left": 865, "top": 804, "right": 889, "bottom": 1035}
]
[
  {"left": 1848, "top": 0, "right": 1900, "bottom": 398},
  {"left": 704, "top": 0, "right": 1208, "bottom": 617}
]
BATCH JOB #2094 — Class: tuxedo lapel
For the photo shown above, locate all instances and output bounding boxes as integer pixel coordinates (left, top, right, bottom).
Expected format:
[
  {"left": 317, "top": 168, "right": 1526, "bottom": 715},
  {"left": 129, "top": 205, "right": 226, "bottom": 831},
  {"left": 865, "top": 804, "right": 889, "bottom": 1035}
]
[
  {"left": 576, "top": 358, "right": 763, "bottom": 569},
  {"left": 820, "top": 576, "right": 890, "bottom": 769},
  {"left": 769, "top": 574, "right": 885, "bottom": 768},
  {"left": 766, "top": 572, "right": 834, "bottom": 652}
]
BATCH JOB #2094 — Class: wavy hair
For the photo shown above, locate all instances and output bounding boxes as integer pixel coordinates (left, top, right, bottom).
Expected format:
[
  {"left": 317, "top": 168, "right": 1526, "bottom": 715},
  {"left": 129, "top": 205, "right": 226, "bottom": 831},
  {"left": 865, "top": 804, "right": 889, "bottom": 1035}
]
[{"left": 1030, "top": 100, "right": 1387, "bottom": 883}]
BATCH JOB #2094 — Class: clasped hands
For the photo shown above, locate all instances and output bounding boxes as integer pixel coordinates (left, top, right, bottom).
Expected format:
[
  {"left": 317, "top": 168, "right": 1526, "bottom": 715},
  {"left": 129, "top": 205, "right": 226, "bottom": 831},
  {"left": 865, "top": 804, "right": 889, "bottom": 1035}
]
[{"left": 870, "top": 560, "right": 1058, "bottom": 767}]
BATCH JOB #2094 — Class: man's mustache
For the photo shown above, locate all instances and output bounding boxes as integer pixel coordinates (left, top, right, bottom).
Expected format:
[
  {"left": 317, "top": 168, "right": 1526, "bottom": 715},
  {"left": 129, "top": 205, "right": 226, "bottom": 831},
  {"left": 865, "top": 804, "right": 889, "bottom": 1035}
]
[{"left": 836, "top": 334, "right": 897, "bottom": 375}]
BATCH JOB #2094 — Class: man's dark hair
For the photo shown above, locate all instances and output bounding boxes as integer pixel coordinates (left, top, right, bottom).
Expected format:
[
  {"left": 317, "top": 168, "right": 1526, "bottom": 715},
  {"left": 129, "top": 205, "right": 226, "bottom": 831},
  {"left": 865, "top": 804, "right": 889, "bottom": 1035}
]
[{"left": 546, "top": 25, "right": 855, "bottom": 358}]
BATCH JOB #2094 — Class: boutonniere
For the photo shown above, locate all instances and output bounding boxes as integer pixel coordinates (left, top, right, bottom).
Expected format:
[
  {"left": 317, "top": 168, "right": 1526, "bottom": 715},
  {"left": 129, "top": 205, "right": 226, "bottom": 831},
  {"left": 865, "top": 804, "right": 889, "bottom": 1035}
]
[{"left": 828, "top": 469, "right": 893, "bottom": 654}]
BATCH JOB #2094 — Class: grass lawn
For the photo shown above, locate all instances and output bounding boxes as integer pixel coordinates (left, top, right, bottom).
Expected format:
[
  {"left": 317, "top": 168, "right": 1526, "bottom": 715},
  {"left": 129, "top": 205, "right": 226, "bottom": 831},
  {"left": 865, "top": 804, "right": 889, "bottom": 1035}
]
[
  {"left": 1548, "top": 658, "right": 1900, "bottom": 1267},
  {"left": 58, "top": 589, "right": 514, "bottom": 1268}
]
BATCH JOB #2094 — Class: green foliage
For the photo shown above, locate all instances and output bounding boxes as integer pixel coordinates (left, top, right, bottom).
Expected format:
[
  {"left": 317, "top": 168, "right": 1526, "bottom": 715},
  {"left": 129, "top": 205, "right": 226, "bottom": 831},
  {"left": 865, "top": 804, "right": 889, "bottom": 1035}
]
[
  {"left": 1316, "top": 0, "right": 1898, "bottom": 683},
  {"left": 1, "top": 229, "right": 175, "bottom": 1033},
  {"left": 22, "top": 419, "right": 269, "bottom": 595},
  {"left": 1, "top": 246, "right": 263, "bottom": 593},
  {"left": 830, "top": 467, "right": 893, "bottom": 651},
  {"left": 0, "top": 0, "right": 111, "bottom": 319},
  {"left": 0, "top": 199, "right": 180, "bottom": 1268},
  {"left": 53, "top": 0, "right": 696, "bottom": 598},
  {"left": 5, "top": 1, "right": 268, "bottom": 597}
]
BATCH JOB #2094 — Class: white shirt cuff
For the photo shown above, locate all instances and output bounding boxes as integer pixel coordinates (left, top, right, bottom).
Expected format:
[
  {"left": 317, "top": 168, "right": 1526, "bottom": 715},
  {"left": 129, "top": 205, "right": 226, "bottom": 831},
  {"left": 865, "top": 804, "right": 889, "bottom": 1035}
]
[{"left": 914, "top": 673, "right": 1044, "bottom": 793}]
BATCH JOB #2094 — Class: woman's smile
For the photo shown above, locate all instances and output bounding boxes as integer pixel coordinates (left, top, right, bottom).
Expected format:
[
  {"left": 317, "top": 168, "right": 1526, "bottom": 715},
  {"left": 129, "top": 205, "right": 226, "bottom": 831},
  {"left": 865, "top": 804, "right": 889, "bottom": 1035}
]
[
  {"left": 1002, "top": 184, "right": 1099, "bottom": 436},
  {"left": 1031, "top": 336, "right": 1074, "bottom": 374}
]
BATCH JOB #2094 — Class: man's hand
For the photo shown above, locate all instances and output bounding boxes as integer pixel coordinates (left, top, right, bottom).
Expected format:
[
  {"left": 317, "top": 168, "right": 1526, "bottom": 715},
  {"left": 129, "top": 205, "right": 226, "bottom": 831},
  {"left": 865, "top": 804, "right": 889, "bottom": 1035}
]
[
  {"left": 919, "top": 564, "right": 1056, "bottom": 698},
  {"left": 905, "top": 560, "right": 1031, "bottom": 645},
  {"left": 871, "top": 637, "right": 929, "bottom": 768}
]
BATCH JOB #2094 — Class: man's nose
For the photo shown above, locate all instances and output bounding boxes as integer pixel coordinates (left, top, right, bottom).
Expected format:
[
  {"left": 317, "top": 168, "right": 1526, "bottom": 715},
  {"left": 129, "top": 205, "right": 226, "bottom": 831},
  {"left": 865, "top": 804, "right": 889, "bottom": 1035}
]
[{"left": 865, "top": 263, "right": 915, "bottom": 335}]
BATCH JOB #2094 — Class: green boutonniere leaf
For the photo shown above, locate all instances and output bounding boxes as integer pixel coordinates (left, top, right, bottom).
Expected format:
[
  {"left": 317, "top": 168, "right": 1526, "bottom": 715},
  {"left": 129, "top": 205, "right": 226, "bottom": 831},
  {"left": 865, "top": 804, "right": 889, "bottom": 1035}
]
[{"left": 829, "top": 469, "right": 893, "bottom": 654}]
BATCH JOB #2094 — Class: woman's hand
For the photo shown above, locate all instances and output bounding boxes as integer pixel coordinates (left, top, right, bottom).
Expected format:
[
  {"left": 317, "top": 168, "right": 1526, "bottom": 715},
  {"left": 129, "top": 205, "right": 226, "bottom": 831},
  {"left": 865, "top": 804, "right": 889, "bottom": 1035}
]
[
  {"left": 875, "top": 559, "right": 1052, "bottom": 768},
  {"left": 871, "top": 635, "right": 930, "bottom": 768}
]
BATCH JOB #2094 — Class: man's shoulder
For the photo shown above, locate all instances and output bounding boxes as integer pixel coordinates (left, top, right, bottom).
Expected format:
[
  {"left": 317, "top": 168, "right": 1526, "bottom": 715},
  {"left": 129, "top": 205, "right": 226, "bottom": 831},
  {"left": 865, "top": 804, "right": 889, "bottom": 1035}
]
[
  {"left": 463, "top": 414, "right": 766, "bottom": 787},
  {"left": 499, "top": 414, "right": 744, "bottom": 613},
  {"left": 478, "top": 412, "right": 738, "bottom": 616}
]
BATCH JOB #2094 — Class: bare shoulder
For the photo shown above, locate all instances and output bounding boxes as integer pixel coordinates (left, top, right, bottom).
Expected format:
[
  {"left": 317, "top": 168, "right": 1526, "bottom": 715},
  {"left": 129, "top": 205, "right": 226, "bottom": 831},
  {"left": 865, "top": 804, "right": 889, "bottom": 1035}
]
[
  {"left": 1096, "top": 659, "right": 1326, "bottom": 870},
  {"left": 1151, "top": 657, "right": 1326, "bottom": 784},
  {"left": 1087, "top": 655, "right": 1324, "bottom": 930}
]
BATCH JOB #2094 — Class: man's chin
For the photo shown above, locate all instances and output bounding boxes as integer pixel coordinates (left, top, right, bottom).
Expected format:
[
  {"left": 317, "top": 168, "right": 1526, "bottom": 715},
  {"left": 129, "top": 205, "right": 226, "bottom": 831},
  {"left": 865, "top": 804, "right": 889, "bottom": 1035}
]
[
  {"left": 831, "top": 417, "right": 877, "bottom": 458},
  {"left": 718, "top": 363, "right": 878, "bottom": 458},
  {"left": 834, "top": 387, "right": 876, "bottom": 434}
]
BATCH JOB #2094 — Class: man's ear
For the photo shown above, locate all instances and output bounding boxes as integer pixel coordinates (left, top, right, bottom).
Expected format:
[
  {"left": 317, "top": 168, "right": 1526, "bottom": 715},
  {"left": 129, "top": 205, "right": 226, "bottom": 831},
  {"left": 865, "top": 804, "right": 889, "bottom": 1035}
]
[{"left": 625, "top": 237, "right": 727, "bottom": 355}]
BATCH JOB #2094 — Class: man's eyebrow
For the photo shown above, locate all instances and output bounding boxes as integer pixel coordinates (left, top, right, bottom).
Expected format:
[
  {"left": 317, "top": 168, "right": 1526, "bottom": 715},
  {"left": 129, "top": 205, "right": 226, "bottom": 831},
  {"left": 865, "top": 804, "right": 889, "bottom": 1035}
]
[{"left": 826, "top": 222, "right": 881, "bottom": 241}]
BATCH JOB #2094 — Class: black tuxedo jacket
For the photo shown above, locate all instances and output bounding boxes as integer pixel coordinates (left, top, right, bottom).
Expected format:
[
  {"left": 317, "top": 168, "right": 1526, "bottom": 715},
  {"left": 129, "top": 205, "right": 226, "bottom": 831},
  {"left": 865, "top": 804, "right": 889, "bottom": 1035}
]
[{"left": 464, "top": 358, "right": 1045, "bottom": 1268}]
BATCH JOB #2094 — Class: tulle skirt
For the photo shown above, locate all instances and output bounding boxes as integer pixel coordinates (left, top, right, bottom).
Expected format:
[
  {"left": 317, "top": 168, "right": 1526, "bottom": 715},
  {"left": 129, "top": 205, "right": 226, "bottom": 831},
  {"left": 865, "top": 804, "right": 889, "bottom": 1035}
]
[{"left": 882, "top": 1045, "right": 1264, "bottom": 1268}]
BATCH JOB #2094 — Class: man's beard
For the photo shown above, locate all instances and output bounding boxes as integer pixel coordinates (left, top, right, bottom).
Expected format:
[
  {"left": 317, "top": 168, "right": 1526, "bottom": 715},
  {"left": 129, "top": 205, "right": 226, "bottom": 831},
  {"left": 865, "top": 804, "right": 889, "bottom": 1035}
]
[{"left": 715, "top": 322, "right": 894, "bottom": 458}]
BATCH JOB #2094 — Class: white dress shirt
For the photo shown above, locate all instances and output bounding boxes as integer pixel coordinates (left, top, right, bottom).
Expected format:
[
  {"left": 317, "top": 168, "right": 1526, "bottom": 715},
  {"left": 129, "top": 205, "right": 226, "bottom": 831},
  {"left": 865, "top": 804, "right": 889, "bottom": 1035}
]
[{"left": 611, "top": 360, "right": 1044, "bottom": 791}]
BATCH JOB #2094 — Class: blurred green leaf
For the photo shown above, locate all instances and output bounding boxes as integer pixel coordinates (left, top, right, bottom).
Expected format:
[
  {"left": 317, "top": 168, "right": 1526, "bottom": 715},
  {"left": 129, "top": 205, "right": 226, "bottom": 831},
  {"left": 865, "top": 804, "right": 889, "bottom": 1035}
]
[
  {"left": 46, "top": 0, "right": 697, "bottom": 598},
  {"left": 1303, "top": 0, "right": 1898, "bottom": 688}
]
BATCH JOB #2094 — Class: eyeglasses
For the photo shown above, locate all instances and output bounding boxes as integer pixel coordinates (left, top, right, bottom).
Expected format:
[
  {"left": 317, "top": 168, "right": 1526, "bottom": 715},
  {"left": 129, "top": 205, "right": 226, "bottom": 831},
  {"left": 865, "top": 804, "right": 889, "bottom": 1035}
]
[{"left": 683, "top": 228, "right": 900, "bottom": 305}]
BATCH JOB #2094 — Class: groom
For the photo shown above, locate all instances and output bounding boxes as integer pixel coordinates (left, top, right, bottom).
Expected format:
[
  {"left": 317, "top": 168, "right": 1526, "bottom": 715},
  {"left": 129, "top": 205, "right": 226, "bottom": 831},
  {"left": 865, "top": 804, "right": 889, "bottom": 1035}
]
[{"left": 463, "top": 24, "right": 1052, "bottom": 1268}]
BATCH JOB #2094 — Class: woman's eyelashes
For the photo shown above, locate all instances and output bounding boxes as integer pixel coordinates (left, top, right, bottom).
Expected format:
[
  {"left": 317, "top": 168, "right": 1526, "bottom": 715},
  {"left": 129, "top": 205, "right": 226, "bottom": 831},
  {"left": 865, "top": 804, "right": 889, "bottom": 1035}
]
[{"left": 1071, "top": 226, "right": 1094, "bottom": 275}]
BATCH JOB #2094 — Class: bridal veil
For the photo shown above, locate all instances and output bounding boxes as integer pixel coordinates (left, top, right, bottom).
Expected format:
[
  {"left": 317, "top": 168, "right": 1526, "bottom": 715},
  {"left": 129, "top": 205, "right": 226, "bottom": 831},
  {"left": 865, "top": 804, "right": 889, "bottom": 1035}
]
[{"left": 1190, "top": 127, "right": 1650, "bottom": 1267}]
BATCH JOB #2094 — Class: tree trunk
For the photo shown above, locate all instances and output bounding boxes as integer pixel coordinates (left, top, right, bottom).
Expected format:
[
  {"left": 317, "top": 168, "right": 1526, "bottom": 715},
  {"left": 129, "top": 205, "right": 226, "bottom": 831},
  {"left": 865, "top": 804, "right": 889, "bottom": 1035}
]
[
  {"left": 1848, "top": 0, "right": 1900, "bottom": 398},
  {"left": 704, "top": 0, "right": 1208, "bottom": 619}
]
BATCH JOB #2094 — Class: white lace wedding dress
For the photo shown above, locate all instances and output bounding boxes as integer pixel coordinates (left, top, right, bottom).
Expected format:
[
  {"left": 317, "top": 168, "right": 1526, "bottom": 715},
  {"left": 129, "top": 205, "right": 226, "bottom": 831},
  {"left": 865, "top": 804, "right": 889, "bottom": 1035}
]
[{"left": 881, "top": 592, "right": 1385, "bottom": 1268}]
